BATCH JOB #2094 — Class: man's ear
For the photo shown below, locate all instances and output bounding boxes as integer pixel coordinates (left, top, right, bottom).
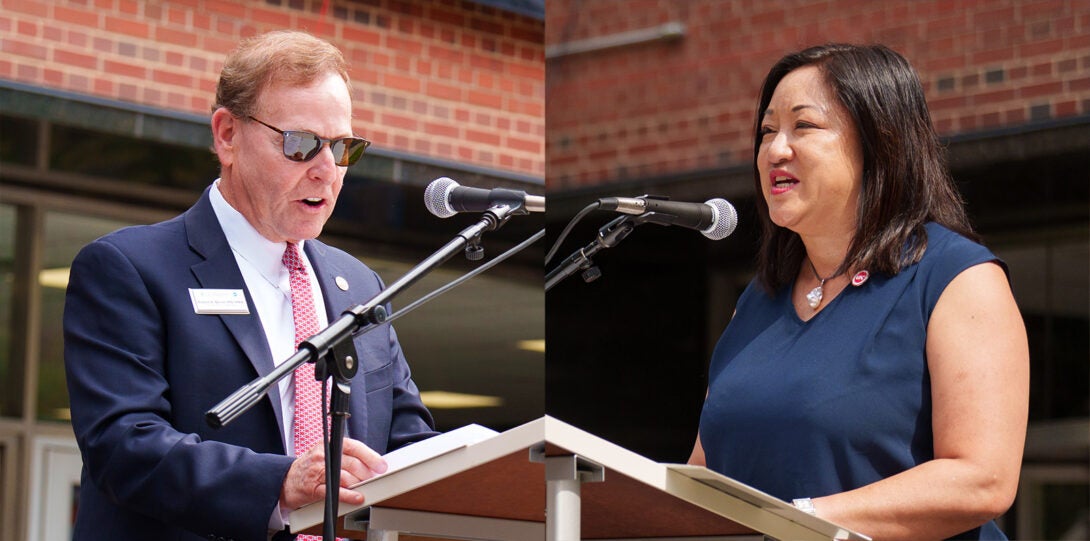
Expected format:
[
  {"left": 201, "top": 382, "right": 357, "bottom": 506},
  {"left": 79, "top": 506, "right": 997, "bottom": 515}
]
[{"left": 211, "top": 108, "right": 237, "bottom": 168}]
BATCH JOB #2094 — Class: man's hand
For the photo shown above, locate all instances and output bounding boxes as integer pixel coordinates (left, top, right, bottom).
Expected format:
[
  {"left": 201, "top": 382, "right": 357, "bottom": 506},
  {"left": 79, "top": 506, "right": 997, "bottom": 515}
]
[{"left": 279, "top": 438, "right": 388, "bottom": 510}]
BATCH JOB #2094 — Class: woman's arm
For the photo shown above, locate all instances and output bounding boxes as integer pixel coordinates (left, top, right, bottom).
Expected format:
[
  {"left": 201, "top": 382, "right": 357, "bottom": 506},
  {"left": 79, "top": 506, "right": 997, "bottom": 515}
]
[
  {"left": 688, "top": 432, "right": 707, "bottom": 466},
  {"left": 812, "top": 262, "right": 1029, "bottom": 540}
]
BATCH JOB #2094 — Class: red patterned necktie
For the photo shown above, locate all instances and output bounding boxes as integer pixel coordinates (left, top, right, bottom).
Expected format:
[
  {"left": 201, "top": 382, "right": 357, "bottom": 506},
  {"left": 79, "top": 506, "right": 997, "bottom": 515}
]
[
  {"left": 283, "top": 243, "right": 329, "bottom": 540},
  {"left": 283, "top": 243, "right": 325, "bottom": 457}
]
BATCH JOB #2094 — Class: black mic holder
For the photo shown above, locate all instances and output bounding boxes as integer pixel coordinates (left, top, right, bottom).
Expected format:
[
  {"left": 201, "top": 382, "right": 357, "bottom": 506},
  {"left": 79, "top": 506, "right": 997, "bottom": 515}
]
[
  {"left": 205, "top": 204, "right": 519, "bottom": 541},
  {"left": 545, "top": 213, "right": 643, "bottom": 291}
]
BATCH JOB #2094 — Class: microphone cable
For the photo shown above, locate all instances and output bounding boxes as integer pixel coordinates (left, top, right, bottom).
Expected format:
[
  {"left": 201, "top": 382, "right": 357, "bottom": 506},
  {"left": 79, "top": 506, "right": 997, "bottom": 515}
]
[
  {"left": 383, "top": 228, "right": 546, "bottom": 326},
  {"left": 544, "top": 201, "right": 600, "bottom": 266}
]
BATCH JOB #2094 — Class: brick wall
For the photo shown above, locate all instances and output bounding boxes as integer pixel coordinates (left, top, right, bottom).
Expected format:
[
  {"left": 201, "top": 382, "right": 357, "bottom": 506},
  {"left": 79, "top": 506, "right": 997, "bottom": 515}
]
[
  {"left": 0, "top": 0, "right": 545, "bottom": 177},
  {"left": 546, "top": 0, "right": 1090, "bottom": 189}
]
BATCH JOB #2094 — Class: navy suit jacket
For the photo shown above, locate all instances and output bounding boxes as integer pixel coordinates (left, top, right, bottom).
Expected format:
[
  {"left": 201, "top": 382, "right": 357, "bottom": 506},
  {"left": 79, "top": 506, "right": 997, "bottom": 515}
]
[{"left": 63, "top": 188, "right": 437, "bottom": 540}]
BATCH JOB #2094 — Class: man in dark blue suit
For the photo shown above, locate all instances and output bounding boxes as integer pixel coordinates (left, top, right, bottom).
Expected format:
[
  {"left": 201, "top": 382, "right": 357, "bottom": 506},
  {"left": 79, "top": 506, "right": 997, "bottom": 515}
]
[{"left": 63, "top": 31, "right": 437, "bottom": 540}]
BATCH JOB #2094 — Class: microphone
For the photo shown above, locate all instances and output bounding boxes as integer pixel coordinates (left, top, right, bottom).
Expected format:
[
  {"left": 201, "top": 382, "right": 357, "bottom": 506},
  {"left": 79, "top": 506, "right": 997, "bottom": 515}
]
[
  {"left": 425, "top": 177, "right": 545, "bottom": 218},
  {"left": 597, "top": 196, "right": 738, "bottom": 240}
]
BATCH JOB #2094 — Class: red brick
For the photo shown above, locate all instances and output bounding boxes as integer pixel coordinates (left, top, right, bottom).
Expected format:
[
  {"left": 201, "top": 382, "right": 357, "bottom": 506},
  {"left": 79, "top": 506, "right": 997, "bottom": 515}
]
[
  {"left": 507, "top": 135, "right": 541, "bottom": 154},
  {"left": 974, "top": 6, "right": 1017, "bottom": 30},
  {"left": 465, "top": 129, "right": 500, "bottom": 145},
  {"left": 104, "top": 59, "right": 145, "bottom": 78},
  {"left": 105, "top": 16, "right": 149, "bottom": 38},
  {"left": 974, "top": 88, "right": 1016, "bottom": 105},
  {"left": 1020, "top": 38, "right": 1065, "bottom": 58},
  {"left": 205, "top": 0, "right": 247, "bottom": 19},
  {"left": 69, "top": 73, "right": 90, "bottom": 91},
  {"left": 93, "top": 76, "right": 114, "bottom": 95},
  {"left": 54, "top": 48, "right": 98, "bottom": 69},
  {"left": 427, "top": 44, "right": 464, "bottom": 64},
  {"left": 381, "top": 112, "right": 418, "bottom": 130},
  {"left": 387, "top": 35, "right": 423, "bottom": 55},
  {"left": 48, "top": 3, "right": 97, "bottom": 28},
  {"left": 467, "top": 90, "right": 502, "bottom": 108},
  {"left": 423, "top": 121, "right": 459, "bottom": 138},
  {"left": 510, "top": 98, "right": 543, "bottom": 117},
  {"left": 507, "top": 62, "right": 543, "bottom": 80},
  {"left": 43, "top": 68, "right": 63, "bottom": 86},
  {"left": 153, "top": 69, "right": 193, "bottom": 87},
  {"left": 428, "top": 5, "right": 465, "bottom": 26},
  {"left": 4, "top": 0, "right": 48, "bottom": 18},
  {"left": 43, "top": 24, "right": 63, "bottom": 42},
  {"left": 2, "top": 38, "right": 47, "bottom": 60},
  {"left": 383, "top": 72, "right": 420, "bottom": 93},
  {"left": 1021, "top": 0, "right": 1066, "bottom": 20},
  {"left": 1020, "top": 81, "right": 1063, "bottom": 99},
  {"left": 1003, "top": 107, "right": 1026, "bottom": 124},
  {"left": 972, "top": 47, "right": 1014, "bottom": 65},
  {"left": 16, "top": 19, "right": 38, "bottom": 37},
  {"left": 1055, "top": 99, "right": 1077, "bottom": 116},
  {"left": 118, "top": 0, "right": 139, "bottom": 15},
  {"left": 192, "top": 12, "right": 211, "bottom": 30},
  {"left": 343, "top": 27, "right": 381, "bottom": 46},
  {"left": 16, "top": 63, "right": 41, "bottom": 81},
  {"left": 251, "top": 6, "right": 292, "bottom": 27},
  {"left": 426, "top": 81, "right": 461, "bottom": 101},
  {"left": 155, "top": 26, "right": 198, "bottom": 47}
]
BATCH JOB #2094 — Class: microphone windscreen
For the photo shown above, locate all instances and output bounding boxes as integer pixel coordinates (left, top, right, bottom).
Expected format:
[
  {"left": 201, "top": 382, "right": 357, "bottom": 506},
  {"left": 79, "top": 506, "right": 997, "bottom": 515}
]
[
  {"left": 702, "top": 198, "right": 739, "bottom": 240},
  {"left": 424, "top": 177, "right": 459, "bottom": 218}
]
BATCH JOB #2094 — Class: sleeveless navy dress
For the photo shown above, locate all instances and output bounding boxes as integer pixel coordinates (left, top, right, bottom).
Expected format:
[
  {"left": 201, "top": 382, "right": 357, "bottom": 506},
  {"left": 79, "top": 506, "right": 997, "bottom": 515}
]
[{"left": 698, "top": 223, "right": 1008, "bottom": 540}]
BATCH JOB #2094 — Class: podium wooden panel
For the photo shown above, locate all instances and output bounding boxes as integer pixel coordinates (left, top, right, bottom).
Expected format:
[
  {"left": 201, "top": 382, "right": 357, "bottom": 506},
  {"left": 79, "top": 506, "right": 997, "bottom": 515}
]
[{"left": 291, "top": 416, "right": 869, "bottom": 541}]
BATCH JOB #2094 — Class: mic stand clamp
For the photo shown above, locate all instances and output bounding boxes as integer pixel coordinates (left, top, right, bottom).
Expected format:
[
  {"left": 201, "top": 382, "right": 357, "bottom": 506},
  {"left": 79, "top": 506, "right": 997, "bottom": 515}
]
[{"left": 545, "top": 215, "right": 636, "bottom": 291}]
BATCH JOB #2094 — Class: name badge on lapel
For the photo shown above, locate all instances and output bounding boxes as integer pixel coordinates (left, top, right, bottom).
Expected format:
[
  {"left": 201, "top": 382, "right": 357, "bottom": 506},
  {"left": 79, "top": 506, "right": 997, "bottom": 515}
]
[{"left": 189, "top": 288, "right": 250, "bottom": 315}]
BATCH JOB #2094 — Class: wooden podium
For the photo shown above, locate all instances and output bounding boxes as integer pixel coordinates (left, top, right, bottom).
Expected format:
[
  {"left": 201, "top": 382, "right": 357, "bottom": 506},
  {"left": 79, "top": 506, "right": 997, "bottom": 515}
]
[{"left": 291, "top": 416, "right": 870, "bottom": 541}]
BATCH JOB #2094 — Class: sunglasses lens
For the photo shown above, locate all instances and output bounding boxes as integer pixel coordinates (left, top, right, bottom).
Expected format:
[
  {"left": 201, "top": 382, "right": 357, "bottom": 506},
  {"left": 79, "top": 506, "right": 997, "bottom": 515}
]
[
  {"left": 331, "top": 138, "right": 370, "bottom": 166},
  {"left": 282, "top": 132, "right": 322, "bottom": 162}
]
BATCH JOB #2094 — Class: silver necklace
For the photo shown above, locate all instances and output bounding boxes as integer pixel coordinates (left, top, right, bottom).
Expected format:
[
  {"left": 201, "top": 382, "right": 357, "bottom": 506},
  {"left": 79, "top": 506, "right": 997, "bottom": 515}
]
[{"left": 805, "top": 258, "right": 843, "bottom": 309}]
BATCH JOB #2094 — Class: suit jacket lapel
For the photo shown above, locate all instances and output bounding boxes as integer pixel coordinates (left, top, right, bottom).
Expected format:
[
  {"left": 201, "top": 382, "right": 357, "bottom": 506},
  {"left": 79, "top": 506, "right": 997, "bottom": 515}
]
[
  {"left": 184, "top": 190, "right": 286, "bottom": 431},
  {"left": 305, "top": 241, "right": 354, "bottom": 318},
  {"left": 305, "top": 241, "right": 372, "bottom": 443}
]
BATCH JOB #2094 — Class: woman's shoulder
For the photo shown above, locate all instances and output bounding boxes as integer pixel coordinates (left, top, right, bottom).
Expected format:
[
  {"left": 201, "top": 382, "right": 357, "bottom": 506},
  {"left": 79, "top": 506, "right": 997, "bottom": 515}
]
[
  {"left": 915, "top": 221, "right": 1006, "bottom": 309},
  {"left": 920, "top": 222, "right": 997, "bottom": 265}
]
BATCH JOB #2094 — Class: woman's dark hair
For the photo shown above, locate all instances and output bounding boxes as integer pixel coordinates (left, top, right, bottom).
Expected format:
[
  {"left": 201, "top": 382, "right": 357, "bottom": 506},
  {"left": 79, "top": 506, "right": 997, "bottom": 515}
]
[{"left": 752, "top": 43, "right": 978, "bottom": 292}]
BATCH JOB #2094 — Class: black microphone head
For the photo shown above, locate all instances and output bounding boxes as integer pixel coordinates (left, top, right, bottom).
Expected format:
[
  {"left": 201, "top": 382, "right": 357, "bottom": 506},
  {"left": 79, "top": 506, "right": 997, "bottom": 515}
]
[
  {"left": 424, "top": 177, "right": 459, "bottom": 218},
  {"left": 702, "top": 198, "right": 738, "bottom": 240}
]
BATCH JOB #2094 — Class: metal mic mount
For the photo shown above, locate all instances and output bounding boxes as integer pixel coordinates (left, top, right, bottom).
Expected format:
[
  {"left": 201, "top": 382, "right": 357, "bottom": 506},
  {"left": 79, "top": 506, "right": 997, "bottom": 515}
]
[{"left": 545, "top": 214, "right": 638, "bottom": 291}]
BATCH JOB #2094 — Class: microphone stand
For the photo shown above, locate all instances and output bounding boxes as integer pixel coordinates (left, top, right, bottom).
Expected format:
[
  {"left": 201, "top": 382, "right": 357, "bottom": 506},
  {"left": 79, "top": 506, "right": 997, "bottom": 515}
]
[{"left": 206, "top": 204, "right": 522, "bottom": 540}]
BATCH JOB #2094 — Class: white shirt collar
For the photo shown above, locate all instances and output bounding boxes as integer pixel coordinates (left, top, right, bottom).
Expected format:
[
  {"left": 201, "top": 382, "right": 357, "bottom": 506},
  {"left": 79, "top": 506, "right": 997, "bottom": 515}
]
[{"left": 209, "top": 180, "right": 306, "bottom": 282}]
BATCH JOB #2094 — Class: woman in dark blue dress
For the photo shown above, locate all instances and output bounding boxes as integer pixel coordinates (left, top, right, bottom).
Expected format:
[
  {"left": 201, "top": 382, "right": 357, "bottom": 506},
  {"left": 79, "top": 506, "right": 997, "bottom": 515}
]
[{"left": 690, "top": 44, "right": 1028, "bottom": 540}]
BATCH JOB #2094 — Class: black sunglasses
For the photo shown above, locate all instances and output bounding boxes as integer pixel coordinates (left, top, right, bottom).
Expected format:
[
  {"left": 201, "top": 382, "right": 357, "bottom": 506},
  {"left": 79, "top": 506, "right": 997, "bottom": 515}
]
[{"left": 248, "top": 116, "right": 371, "bottom": 167}]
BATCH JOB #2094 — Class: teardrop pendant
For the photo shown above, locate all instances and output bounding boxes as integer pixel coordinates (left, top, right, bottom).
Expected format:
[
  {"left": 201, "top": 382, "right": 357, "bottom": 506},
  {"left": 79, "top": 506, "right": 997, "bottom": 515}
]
[{"left": 806, "top": 284, "right": 824, "bottom": 309}]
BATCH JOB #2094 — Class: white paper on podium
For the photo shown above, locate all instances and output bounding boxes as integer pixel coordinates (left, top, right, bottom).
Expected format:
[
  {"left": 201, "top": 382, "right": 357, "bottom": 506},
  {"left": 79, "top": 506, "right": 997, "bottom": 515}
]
[
  {"left": 358, "top": 423, "right": 499, "bottom": 486},
  {"left": 666, "top": 464, "right": 871, "bottom": 541}
]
